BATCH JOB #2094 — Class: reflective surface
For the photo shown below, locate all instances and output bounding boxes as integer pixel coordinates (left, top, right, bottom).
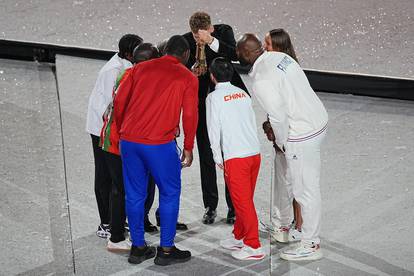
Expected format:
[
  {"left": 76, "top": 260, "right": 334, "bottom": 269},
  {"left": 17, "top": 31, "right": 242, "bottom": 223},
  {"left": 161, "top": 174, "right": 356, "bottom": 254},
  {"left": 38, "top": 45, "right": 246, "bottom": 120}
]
[{"left": 0, "top": 59, "right": 73, "bottom": 274}]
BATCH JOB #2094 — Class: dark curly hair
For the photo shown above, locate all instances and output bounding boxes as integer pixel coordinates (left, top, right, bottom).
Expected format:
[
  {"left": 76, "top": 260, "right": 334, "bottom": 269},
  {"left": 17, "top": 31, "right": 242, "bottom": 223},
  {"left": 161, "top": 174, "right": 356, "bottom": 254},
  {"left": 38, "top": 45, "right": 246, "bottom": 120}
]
[{"left": 189, "top": 11, "right": 211, "bottom": 33}]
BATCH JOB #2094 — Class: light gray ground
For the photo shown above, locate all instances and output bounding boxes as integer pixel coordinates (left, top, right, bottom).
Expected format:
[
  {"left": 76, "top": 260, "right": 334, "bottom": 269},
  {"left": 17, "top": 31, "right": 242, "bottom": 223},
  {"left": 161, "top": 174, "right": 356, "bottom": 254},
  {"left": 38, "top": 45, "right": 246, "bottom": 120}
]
[
  {"left": 1, "top": 1, "right": 414, "bottom": 275},
  {"left": 0, "top": 56, "right": 413, "bottom": 275},
  {"left": 0, "top": 0, "right": 413, "bottom": 78}
]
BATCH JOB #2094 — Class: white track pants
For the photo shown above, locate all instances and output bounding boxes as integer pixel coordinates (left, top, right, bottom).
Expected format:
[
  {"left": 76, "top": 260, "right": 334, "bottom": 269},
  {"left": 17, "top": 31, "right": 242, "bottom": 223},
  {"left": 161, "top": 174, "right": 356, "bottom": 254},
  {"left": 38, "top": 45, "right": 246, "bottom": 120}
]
[{"left": 272, "top": 131, "right": 325, "bottom": 244}]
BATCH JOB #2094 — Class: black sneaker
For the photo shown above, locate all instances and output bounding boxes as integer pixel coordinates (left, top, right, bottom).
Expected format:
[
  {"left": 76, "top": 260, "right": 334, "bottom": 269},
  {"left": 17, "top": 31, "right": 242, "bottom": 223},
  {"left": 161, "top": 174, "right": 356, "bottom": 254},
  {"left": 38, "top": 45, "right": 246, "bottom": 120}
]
[
  {"left": 202, "top": 207, "right": 217, "bottom": 224},
  {"left": 176, "top": 222, "right": 188, "bottom": 231},
  {"left": 144, "top": 219, "right": 158, "bottom": 233},
  {"left": 226, "top": 209, "right": 236, "bottom": 225},
  {"left": 156, "top": 213, "right": 188, "bottom": 231},
  {"left": 154, "top": 246, "right": 191, "bottom": 266},
  {"left": 128, "top": 245, "right": 156, "bottom": 264}
]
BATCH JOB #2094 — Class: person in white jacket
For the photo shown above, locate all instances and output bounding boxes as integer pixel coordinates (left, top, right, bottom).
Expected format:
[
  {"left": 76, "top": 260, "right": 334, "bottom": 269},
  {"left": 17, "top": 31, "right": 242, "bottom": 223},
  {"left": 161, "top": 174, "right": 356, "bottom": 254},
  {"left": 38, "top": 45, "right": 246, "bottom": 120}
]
[
  {"left": 206, "top": 57, "right": 265, "bottom": 261},
  {"left": 236, "top": 34, "right": 328, "bottom": 261},
  {"left": 86, "top": 34, "right": 143, "bottom": 238}
]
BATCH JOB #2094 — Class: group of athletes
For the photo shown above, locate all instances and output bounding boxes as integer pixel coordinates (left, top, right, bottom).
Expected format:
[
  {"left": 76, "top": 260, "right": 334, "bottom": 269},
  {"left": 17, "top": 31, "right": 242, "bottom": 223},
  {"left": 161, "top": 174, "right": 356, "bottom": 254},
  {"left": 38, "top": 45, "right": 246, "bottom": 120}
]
[{"left": 86, "top": 11, "right": 328, "bottom": 266}]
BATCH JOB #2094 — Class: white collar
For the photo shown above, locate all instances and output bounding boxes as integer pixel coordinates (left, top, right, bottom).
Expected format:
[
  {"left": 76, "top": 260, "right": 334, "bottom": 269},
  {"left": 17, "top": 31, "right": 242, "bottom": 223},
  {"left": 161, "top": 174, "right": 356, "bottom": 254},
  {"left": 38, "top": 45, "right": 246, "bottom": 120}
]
[
  {"left": 249, "top": 51, "right": 268, "bottom": 77},
  {"left": 215, "top": 82, "right": 232, "bottom": 89}
]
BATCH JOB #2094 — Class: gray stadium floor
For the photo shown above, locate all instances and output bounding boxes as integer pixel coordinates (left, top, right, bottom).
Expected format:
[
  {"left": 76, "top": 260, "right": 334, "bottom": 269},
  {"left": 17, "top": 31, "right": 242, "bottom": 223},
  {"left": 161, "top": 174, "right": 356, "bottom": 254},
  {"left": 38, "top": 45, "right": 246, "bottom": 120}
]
[{"left": 1, "top": 56, "right": 413, "bottom": 275}]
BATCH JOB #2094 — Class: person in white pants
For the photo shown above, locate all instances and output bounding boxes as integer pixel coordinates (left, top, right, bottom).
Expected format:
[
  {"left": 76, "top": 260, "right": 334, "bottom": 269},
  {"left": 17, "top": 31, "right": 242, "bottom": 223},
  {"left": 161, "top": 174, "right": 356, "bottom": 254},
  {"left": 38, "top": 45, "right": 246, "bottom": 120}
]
[{"left": 236, "top": 33, "right": 328, "bottom": 261}]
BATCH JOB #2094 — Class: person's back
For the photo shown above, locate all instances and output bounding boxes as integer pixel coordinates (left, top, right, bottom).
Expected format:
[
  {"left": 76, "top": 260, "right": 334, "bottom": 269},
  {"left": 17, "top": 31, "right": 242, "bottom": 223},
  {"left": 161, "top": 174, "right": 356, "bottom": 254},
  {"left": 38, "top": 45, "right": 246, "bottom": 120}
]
[
  {"left": 113, "top": 35, "right": 198, "bottom": 266},
  {"left": 116, "top": 55, "right": 198, "bottom": 148},
  {"left": 252, "top": 51, "right": 328, "bottom": 139},
  {"left": 207, "top": 83, "right": 259, "bottom": 163},
  {"left": 207, "top": 57, "right": 265, "bottom": 261}
]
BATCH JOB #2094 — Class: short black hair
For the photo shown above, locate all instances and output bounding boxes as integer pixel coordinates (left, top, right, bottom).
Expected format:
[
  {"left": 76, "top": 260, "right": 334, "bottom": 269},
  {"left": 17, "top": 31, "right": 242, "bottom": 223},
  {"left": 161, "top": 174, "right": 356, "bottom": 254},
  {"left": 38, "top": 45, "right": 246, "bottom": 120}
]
[
  {"left": 156, "top": 39, "right": 169, "bottom": 56},
  {"left": 165, "top": 35, "right": 189, "bottom": 57},
  {"left": 210, "top": 57, "right": 234, "bottom": 82},
  {"left": 132, "top": 43, "right": 160, "bottom": 64},
  {"left": 118, "top": 34, "right": 143, "bottom": 59}
]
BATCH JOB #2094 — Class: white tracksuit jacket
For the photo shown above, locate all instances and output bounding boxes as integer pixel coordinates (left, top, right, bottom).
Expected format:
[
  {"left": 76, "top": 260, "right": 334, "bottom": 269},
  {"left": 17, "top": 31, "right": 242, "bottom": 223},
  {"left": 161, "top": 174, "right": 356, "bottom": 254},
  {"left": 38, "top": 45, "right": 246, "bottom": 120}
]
[
  {"left": 206, "top": 82, "right": 260, "bottom": 165},
  {"left": 249, "top": 51, "right": 328, "bottom": 149},
  {"left": 86, "top": 54, "right": 132, "bottom": 136}
]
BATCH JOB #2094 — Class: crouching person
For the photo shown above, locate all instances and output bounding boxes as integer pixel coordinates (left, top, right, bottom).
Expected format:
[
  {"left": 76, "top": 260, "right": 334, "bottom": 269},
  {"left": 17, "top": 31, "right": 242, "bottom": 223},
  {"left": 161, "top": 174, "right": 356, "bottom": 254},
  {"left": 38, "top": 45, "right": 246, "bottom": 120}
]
[{"left": 206, "top": 57, "right": 265, "bottom": 260}]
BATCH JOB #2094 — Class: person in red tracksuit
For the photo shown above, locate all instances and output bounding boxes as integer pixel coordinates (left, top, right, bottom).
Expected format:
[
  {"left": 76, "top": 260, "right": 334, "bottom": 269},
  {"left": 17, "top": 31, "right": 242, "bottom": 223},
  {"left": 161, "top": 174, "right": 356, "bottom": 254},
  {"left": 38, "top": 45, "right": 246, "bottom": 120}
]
[{"left": 113, "top": 35, "right": 198, "bottom": 266}]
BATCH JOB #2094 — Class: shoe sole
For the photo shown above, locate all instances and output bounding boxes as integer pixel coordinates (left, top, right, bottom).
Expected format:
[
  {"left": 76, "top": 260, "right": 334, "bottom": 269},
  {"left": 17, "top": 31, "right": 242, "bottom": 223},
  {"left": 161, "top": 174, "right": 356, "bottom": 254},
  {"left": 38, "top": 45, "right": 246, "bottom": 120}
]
[
  {"left": 270, "top": 233, "right": 289, "bottom": 244},
  {"left": 232, "top": 254, "right": 266, "bottom": 261},
  {"left": 280, "top": 251, "right": 323, "bottom": 261},
  {"left": 202, "top": 219, "right": 215, "bottom": 225},
  {"left": 220, "top": 245, "right": 243, "bottom": 251},
  {"left": 128, "top": 250, "right": 156, "bottom": 264},
  {"left": 96, "top": 233, "right": 110, "bottom": 239},
  {"left": 156, "top": 223, "right": 188, "bottom": 231},
  {"left": 154, "top": 256, "right": 191, "bottom": 266},
  {"left": 107, "top": 247, "right": 131, "bottom": 253}
]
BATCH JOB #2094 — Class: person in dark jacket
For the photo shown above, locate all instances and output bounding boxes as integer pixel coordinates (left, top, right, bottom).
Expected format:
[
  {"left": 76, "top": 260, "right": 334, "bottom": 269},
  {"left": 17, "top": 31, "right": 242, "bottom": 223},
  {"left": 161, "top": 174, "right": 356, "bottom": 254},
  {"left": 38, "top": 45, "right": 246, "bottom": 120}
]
[{"left": 183, "top": 11, "right": 248, "bottom": 224}]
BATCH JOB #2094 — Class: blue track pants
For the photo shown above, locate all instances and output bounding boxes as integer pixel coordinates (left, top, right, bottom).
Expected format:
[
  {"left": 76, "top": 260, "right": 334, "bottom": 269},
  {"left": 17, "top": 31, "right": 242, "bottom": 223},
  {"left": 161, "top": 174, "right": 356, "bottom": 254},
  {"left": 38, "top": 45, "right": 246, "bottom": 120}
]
[{"left": 120, "top": 140, "right": 181, "bottom": 247}]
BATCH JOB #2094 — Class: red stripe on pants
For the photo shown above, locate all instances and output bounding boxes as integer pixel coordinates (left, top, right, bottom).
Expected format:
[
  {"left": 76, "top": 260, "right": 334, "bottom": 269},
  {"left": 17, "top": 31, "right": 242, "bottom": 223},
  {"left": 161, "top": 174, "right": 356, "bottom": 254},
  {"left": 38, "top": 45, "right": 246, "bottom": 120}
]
[{"left": 224, "top": 154, "right": 261, "bottom": 249}]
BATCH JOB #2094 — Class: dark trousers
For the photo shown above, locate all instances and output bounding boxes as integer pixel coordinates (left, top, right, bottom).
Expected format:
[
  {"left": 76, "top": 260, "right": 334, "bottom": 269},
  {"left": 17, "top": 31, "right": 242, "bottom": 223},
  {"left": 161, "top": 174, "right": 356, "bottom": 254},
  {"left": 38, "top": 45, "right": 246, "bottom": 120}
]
[
  {"left": 91, "top": 134, "right": 111, "bottom": 225},
  {"left": 144, "top": 175, "right": 156, "bottom": 221},
  {"left": 103, "top": 151, "right": 126, "bottom": 242},
  {"left": 196, "top": 103, "right": 234, "bottom": 211}
]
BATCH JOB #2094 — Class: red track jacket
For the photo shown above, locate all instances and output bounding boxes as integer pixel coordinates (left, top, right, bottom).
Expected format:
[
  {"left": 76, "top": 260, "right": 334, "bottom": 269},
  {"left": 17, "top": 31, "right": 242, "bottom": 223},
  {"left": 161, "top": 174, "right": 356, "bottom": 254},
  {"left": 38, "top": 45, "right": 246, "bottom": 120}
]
[{"left": 113, "top": 55, "right": 199, "bottom": 151}]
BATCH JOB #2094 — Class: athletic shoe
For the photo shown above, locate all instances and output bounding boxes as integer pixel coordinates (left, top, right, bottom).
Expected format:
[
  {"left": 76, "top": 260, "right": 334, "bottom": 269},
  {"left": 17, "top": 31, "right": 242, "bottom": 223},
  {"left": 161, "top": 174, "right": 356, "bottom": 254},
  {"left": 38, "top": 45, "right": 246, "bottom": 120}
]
[
  {"left": 96, "top": 224, "right": 110, "bottom": 239},
  {"left": 144, "top": 219, "right": 158, "bottom": 233},
  {"left": 288, "top": 228, "right": 302, "bottom": 242},
  {"left": 155, "top": 213, "right": 189, "bottom": 231},
  {"left": 175, "top": 222, "right": 189, "bottom": 231},
  {"left": 202, "top": 207, "right": 217, "bottom": 224},
  {"left": 107, "top": 239, "right": 131, "bottom": 253},
  {"left": 226, "top": 209, "right": 236, "bottom": 224},
  {"left": 280, "top": 242, "right": 323, "bottom": 261},
  {"left": 271, "top": 226, "right": 289, "bottom": 243},
  {"left": 220, "top": 236, "right": 243, "bottom": 250},
  {"left": 128, "top": 245, "right": 156, "bottom": 264},
  {"left": 231, "top": 245, "right": 265, "bottom": 261},
  {"left": 154, "top": 246, "right": 191, "bottom": 266}
]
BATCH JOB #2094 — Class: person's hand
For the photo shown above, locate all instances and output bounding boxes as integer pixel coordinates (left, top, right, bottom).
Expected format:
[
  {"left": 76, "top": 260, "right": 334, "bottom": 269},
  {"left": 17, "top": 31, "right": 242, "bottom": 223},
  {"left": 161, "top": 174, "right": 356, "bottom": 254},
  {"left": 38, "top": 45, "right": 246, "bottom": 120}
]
[
  {"left": 217, "top": 163, "right": 224, "bottom": 170},
  {"left": 197, "top": 29, "right": 214, "bottom": 45},
  {"left": 262, "top": 121, "right": 276, "bottom": 142},
  {"left": 273, "top": 143, "right": 283, "bottom": 153},
  {"left": 181, "top": 149, "right": 193, "bottom": 168}
]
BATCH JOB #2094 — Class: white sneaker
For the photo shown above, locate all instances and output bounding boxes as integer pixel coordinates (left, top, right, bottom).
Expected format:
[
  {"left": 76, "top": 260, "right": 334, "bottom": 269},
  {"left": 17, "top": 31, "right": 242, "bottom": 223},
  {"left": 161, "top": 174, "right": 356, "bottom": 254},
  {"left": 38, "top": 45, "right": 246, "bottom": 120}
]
[
  {"left": 231, "top": 245, "right": 266, "bottom": 261},
  {"left": 107, "top": 239, "right": 132, "bottom": 253},
  {"left": 288, "top": 228, "right": 302, "bottom": 242},
  {"left": 220, "top": 236, "right": 243, "bottom": 250},
  {"left": 271, "top": 226, "right": 290, "bottom": 243},
  {"left": 280, "top": 242, "right": 323, "bottom": 261}
]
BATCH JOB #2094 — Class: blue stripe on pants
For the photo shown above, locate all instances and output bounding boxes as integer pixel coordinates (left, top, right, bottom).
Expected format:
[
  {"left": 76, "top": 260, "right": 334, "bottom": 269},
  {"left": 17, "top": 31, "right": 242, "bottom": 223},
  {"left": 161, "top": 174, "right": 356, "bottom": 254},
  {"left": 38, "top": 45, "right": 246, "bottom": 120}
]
[{"left": 120, "top": 140, "right": 181, "bottom": 247}]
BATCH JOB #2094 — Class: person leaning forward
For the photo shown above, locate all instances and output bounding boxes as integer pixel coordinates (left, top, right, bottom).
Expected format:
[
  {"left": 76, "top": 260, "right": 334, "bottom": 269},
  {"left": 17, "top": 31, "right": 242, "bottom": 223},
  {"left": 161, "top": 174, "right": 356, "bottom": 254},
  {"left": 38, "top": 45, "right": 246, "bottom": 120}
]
[
  {"left": 113, "top": 35, "right": 198, "bottom": 266},
  {"left": 183, "top": 11, "right": 248, "bottom": 225}
]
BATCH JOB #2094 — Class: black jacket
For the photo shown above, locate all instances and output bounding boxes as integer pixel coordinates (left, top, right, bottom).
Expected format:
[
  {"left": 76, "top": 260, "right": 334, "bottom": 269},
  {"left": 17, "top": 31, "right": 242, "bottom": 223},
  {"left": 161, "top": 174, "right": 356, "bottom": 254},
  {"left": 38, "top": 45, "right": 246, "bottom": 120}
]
[{"left": 183, "top": 24, "right": 248, "bottom": 102}]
